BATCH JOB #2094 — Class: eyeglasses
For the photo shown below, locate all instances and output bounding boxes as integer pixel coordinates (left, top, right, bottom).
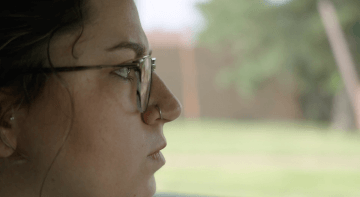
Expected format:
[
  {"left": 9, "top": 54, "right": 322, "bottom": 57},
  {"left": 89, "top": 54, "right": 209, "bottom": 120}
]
[{"left": 19, "top": 55, "right": 156, "bottom": 113}]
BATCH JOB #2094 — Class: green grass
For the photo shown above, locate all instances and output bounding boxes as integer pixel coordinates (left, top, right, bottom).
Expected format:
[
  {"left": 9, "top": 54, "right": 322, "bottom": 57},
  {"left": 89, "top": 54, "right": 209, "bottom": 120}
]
[{"left": 154, "top": 119, "right": 360, "bottom": 197}]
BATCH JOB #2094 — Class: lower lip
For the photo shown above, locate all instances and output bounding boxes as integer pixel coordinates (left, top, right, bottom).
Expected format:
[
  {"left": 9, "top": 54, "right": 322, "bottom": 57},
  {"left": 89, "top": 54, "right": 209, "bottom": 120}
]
[{"left": 148, "top": 151, "right": 166, "bottom": 164}]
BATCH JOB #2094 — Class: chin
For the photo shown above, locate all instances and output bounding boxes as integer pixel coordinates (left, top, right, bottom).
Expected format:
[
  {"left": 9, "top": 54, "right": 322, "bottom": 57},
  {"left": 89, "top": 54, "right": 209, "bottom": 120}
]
[
  {"left": 147, "top": 175, "right": 157, "bottom": 197},
  {"left": 134, "top": 175, "right": 156, "bottom": 197}
]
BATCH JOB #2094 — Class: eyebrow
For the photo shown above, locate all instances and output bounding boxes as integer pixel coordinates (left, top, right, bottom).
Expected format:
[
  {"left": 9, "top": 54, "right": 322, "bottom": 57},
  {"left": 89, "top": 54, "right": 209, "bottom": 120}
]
[{"left": 106, "top": 41, "right": 152, "bottom": 59}]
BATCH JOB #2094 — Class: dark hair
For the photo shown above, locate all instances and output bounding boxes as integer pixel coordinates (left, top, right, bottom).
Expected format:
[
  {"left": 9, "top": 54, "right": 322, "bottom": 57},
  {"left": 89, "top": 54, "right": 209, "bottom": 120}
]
[
  {"left": 0, "top": 0, "right": 90, "bottom": 195},
  {"left": 0, "top": 0, "right": 89, "bottom": 112}
]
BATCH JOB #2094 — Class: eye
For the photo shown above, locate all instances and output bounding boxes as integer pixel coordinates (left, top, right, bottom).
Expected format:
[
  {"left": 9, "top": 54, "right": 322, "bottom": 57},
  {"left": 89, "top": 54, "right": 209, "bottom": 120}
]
[{"left": 113, "top": 67, "right": 133, "bottom": 81}]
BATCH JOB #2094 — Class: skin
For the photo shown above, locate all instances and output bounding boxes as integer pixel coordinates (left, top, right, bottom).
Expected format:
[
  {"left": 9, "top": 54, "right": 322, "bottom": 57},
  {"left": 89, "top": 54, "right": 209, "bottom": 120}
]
[{"left": 0, "top": 0, "right": 182, "bottom": 197}]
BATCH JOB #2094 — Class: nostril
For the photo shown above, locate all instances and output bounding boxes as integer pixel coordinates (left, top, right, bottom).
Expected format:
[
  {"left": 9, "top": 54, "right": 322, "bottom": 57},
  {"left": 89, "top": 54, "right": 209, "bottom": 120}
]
[{"left": 141, "top": 110, "right": 152, "bottom": 124}]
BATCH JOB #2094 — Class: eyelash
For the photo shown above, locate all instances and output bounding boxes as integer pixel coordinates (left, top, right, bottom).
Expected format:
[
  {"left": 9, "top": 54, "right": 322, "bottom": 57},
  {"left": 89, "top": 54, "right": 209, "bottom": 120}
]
[{"left": 113, "top": 67, "right": 135, "bottom": 82}]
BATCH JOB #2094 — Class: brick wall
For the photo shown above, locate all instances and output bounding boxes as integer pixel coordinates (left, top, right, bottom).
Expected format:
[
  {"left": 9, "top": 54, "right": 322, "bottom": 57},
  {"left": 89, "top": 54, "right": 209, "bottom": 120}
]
[{"left": 148, "top": 31, "right": 303, "bottom": 120}]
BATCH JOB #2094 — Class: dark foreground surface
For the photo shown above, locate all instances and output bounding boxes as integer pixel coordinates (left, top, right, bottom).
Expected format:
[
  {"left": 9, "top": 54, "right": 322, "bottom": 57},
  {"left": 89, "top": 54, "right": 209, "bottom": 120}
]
[{"left": 154, "top": 193, "right": 218, "bottom": 197}]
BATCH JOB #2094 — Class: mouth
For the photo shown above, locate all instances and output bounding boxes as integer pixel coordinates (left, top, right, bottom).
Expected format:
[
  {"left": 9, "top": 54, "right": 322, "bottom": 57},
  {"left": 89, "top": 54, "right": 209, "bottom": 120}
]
[
  {"left": 148, "top": 143, "right": 167, "bottom": 157},
  {"left": 147, "top": 142, "right": 166, "bottom": 167},
  {"left": 148, "top": 151, "right": 162, "bottom": 160}
]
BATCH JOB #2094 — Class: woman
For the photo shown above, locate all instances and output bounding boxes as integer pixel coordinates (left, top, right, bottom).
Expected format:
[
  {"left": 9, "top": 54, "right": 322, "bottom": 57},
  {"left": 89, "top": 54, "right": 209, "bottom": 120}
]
[{"left": 0, "top": 0, "right": 182, "bottom": 196}]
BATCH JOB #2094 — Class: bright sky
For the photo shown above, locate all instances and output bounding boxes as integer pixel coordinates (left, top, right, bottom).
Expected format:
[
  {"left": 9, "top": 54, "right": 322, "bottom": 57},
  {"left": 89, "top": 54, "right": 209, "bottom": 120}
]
[
  {"left": 135, "top": 0, "right": 209, "bottom": 33},
  {"left": 135, "top": 0, "right": 292, "bottom": 33}
]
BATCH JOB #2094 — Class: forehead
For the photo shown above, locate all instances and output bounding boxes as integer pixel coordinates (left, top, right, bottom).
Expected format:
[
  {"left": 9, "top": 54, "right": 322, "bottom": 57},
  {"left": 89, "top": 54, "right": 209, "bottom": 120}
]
[
  {"left": 90, "top": 0, "right": 141, "bottom": 33},
  {"left": 69, "top": 0, "right": 148, "bottom": 64}
]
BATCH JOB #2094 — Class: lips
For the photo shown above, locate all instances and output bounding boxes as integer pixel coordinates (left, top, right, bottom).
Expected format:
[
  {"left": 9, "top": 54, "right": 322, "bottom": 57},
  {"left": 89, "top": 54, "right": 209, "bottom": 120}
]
[
  {"left": 148, "top": 143, "right": 166, "bottom": 157},
  {"left": 148, "top": 151, "right": 161, "bottom": 160}
]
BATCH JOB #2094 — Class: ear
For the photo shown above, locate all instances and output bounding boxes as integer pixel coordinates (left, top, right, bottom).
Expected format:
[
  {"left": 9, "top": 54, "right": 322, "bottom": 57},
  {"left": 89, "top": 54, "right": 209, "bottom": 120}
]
[{"left": 0, "top": 116, "right": 17, "bottom": 158}]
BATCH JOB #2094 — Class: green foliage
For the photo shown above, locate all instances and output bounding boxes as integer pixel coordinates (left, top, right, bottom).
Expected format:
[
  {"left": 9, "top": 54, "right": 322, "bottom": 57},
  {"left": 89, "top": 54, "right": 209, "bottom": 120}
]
[{"left": 197, "top": 0, "right": 360, "bottom": 121}]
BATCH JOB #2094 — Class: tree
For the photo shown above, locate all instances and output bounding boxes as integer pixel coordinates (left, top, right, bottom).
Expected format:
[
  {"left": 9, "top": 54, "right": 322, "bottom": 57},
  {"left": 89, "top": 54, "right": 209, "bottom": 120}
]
[{"left": 197, "top": 0, "right": 360, "bottom": 125}]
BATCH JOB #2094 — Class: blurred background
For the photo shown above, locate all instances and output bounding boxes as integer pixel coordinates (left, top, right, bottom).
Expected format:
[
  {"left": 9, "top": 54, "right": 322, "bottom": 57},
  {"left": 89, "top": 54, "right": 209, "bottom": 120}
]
[{"left": 135, "top": 0, "right": 360, "bottom": 196}]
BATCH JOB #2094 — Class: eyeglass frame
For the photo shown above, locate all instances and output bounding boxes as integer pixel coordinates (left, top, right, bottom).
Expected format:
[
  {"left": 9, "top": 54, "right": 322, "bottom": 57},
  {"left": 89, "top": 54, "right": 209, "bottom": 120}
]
[{"left": 17, "top": 55, "right": 156, "bottom": 113}]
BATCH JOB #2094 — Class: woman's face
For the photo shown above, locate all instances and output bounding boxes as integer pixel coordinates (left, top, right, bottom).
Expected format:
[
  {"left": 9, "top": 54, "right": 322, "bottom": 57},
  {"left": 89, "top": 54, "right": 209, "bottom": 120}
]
[{"left": 4, "top": 0, "right": 181, "bottom": 196}]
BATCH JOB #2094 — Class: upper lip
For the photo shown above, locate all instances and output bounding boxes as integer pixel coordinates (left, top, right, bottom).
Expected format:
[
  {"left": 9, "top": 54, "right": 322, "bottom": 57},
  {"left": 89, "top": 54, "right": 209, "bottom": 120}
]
[{"left": 148, "top": 142, "right": 167, "bottom": 156}]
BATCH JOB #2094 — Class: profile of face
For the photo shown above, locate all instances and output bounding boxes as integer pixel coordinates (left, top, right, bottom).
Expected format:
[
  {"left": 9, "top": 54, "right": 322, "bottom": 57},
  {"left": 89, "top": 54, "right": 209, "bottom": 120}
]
[{"left": 0, "top": 0, "right": 181, "bottom": 197}]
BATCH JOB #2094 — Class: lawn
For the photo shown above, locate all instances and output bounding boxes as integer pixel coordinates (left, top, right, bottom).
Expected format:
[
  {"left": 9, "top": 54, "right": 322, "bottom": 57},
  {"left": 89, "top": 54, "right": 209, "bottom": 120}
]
[{"left": 154, "top": 118, "right": 360, "bottom": 197}]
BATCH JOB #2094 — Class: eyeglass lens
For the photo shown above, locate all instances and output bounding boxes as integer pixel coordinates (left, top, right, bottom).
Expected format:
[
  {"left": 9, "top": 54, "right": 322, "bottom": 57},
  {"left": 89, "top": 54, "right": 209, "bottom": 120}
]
[{"left": 138, "top": 56, "right": 152, "bottom": 113}]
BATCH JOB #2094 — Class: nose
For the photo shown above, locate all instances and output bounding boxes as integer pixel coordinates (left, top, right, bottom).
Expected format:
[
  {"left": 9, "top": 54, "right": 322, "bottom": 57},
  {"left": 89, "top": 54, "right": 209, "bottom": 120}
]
[{"left": 142, "top": 72, "right": 182, "bottom": 125}]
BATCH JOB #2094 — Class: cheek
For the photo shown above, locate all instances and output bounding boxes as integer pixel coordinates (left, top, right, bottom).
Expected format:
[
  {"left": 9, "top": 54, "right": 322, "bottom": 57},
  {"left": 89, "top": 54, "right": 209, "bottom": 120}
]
[
  {"left": 69, "top": 76, "right": 141, "bottom": 159},
  {"left": 57, "top": 77, "right": 147, "bottom": 191}
]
